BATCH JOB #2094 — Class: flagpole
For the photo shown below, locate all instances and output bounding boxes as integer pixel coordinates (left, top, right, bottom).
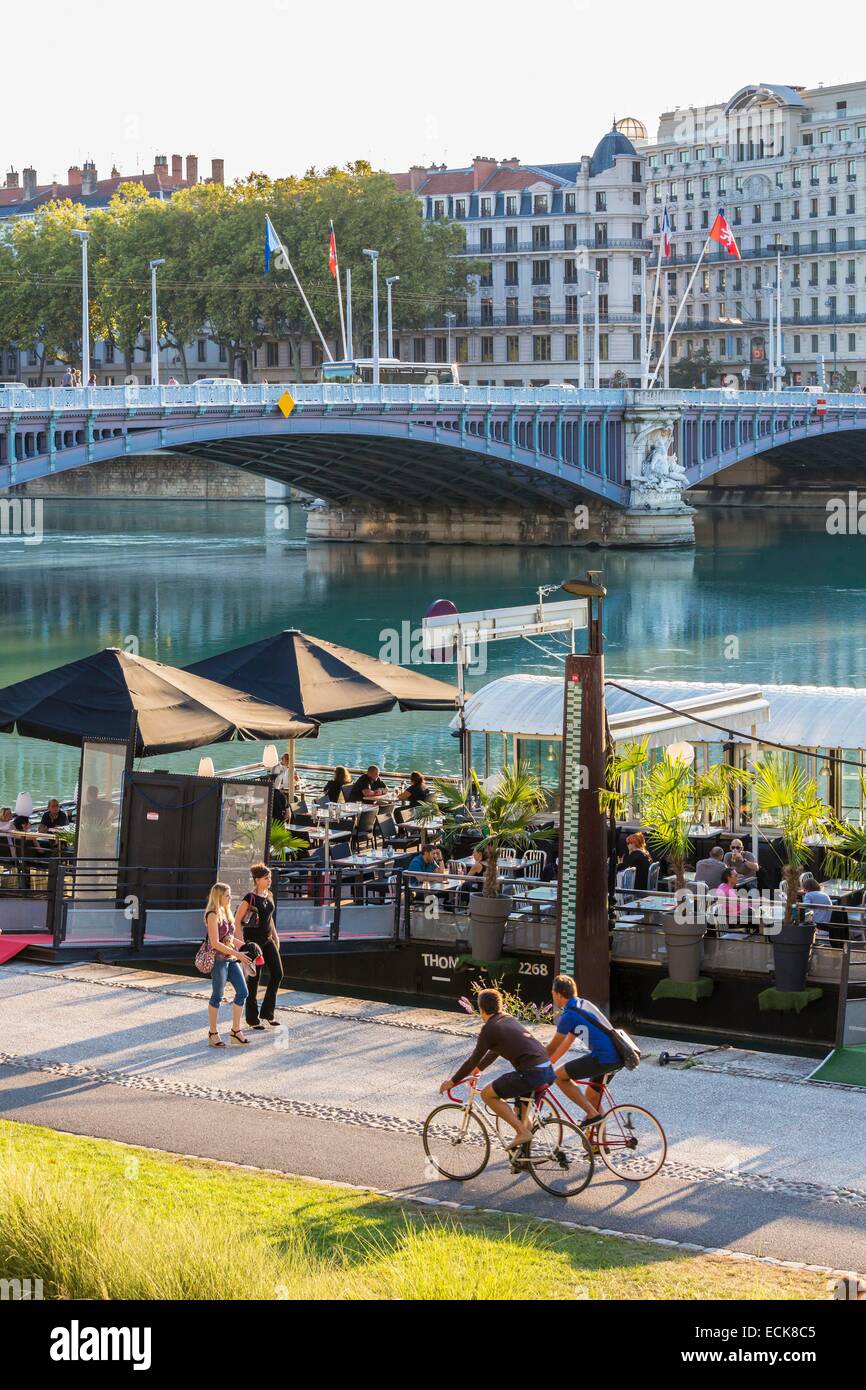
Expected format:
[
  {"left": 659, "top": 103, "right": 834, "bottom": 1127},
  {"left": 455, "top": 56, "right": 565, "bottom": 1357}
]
[
  {"left": 267, "top": 216, "right": 334, "bottom": 363},
  {"left": 644, "top": 209, "right": 665, "bottom": 386},
  {"left": 662, "top": 272, "right": 670, "bottom": 388},
  {"left": 345, "top": 268, "right": 354, "bottom": 359},
  {"left": 331, "top": 221, "right": 347, "bottom": 360},
  {"left": 648, "top": 232, "right": 711, "bottom": 388}
]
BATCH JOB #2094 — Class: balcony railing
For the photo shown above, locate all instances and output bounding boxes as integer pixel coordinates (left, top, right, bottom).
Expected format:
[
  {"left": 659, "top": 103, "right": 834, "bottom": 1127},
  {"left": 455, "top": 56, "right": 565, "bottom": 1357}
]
[{"left": 457, "top": 237, "right": 652, "bottom": 255}]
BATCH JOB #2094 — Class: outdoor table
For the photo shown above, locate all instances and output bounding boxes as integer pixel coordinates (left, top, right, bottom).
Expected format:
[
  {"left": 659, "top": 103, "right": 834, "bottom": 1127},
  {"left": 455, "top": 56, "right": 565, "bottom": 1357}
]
[
  {"left": 520, "top": 884, "right": 558, "bottom": 921},
  {"left": 405, "top": 817, "right": 443, "bottom": 846}
]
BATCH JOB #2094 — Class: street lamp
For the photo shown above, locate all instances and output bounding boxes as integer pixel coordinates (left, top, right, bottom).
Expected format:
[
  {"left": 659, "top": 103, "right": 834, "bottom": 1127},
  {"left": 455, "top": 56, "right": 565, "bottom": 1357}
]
[
  {"left": 825, "top": 296, "right": 838, "bottom": 388},
  {"left": 149, "top": 258, "right": 165, "bottom": 386},
  {"left": 773, "top": 237, "right": 788, "bottom": 392},
  {"left": 385, "top": 275, "right": 399, "bottom": 359},
  {"left": 593, "top": 270, "right": 601, "bottom": 389},
  {"left": 444, "top": 311, "right": 456, "bottom": 364},
  {"left": 71, "top": 229, "right": 90, "bottom": 385},
  {"left": 362, "top": 249, "right": 380, "bottom": 385}
]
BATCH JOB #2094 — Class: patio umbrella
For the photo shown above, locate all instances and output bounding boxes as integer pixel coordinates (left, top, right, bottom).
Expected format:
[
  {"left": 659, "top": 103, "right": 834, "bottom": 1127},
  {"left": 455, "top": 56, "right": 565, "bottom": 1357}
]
[
  {"left": 0, "top": 648, "right": 318, "bottom": 756},
  {"left": 186, "top": 628, "right": 459, "bottom": 722}
]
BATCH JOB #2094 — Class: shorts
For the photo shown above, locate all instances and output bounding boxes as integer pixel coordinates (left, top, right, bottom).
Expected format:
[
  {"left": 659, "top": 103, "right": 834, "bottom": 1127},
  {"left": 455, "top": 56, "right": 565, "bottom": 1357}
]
[
  {"left": 562, "top": 1055, "right": 620, "bottom": 1083},
  {"left": 491, "top": 1063, "right": 555, "bottom": 1100}
]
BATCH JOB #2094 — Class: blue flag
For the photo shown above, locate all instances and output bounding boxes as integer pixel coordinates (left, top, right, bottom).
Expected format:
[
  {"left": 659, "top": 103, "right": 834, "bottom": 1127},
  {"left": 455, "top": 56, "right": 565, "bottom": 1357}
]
[{"left": 264, "top": 215, "right": 282, "bottom": 274}]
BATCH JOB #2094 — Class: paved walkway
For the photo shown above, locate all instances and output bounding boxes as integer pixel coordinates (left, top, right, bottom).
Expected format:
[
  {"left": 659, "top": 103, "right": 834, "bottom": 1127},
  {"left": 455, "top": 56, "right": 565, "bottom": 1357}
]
[{"left": 1, "top": 961, "right": 864, "bottom": 1273}]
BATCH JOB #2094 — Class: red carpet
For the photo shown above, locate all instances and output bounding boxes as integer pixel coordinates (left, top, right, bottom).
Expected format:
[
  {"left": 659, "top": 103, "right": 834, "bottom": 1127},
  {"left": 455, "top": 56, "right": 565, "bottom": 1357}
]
[{"left": 0, "top": 935, "right": 39, "bottom": 964}]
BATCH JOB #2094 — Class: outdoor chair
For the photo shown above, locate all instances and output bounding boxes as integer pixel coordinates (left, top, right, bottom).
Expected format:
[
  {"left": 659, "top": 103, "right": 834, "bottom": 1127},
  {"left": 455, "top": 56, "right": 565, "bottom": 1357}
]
[
  {"left": 520, "top": 848, "right": 546, "bottom": 880},
  {"left": 647, "top": 861, "right": 661, "bottom": 893},
  {"left": 614, "top": 866, "right": 636, "bottom": 907},
  {"left": 352, "top": 808, "right": 380, "bottom": 851},
  {"left": 377, "top": 813, "right": 419, "bottom": 851},
  {"left": 393, "top": 805, "right": 413, "bottom": 825}
]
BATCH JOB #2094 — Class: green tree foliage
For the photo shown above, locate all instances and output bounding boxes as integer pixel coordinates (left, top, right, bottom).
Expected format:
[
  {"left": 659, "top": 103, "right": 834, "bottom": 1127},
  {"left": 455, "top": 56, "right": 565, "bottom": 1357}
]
[{"left": 668, "top": 346, "right": 725, "bottom": 389}]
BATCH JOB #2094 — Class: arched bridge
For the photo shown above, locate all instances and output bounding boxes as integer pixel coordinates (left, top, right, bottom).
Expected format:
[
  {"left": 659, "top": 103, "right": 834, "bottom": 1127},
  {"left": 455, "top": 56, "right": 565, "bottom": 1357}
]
[{"left": 2, "top": 382, "right": 865, "bottom": 543}]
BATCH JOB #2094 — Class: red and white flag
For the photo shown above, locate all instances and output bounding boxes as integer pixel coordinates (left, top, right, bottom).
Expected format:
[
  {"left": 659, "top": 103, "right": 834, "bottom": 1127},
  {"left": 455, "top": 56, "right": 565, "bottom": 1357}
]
[
  {"left": 709, "top": 210, "right": 740, "bottom": 259},
  {"left": 328, "top": 225, "right": 338, "bottom": 279}
]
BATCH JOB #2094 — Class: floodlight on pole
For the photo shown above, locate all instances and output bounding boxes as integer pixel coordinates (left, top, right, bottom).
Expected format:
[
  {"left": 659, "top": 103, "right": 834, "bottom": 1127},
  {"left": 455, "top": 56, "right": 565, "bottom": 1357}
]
[
  {"left": 71, "top": 229, "right": 90, "bottom": 385},
  {"left": 149, "top": 258, "right": 166, "bottom": 386},
  {"left": 385, "top": 275, "right": 399, "bottom": 358},
  {"left": 363, "top": 249, "right": 380, "bottom": 385}
]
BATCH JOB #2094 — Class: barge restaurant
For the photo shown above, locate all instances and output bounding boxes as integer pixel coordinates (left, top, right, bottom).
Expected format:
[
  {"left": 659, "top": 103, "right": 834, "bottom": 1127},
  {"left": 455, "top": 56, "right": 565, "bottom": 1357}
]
[{"left": 459, "top": 674, "right": 866, "bottom": 828}]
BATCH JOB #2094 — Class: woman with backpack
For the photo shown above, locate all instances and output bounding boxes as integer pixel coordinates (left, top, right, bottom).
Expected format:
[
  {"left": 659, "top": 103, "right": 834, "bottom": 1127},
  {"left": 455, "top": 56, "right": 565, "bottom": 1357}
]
[
  {"left": 203, "top": 882, "right": 250, "bottom": 1048},
  {"left": 234, "top": 864, "right": 283, "bottom": 1030}
]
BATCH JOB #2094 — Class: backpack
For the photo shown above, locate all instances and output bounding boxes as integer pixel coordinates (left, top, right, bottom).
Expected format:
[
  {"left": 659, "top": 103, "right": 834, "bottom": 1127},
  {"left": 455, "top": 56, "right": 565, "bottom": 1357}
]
[{"left": 571, "top": 1005, "right": 642, "bottom": 1072}]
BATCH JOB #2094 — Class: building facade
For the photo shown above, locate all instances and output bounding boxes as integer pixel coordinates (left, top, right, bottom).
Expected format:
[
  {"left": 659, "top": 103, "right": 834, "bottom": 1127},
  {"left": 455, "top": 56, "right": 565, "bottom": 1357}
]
[
  {"left": 644, "top": 81, "right": 866, "bottom": 388},
  {"left": 391, "top": 128, "right": 652, "bottom": 387}
]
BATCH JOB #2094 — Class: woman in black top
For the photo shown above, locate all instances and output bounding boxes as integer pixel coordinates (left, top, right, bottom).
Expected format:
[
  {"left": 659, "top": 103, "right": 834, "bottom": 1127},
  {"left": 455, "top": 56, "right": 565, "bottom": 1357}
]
[
  {"left": 620, "top": 831, "right": 652, "bottom": 892},
  {"left": 396, "top": 771, "right": 431, "bottom": 808},
  {"left": 233, "top": 863, "right": 283, "bottom": 1029},
  {"left": 322, "top": 765, "right": 351, "bottom": 803}
]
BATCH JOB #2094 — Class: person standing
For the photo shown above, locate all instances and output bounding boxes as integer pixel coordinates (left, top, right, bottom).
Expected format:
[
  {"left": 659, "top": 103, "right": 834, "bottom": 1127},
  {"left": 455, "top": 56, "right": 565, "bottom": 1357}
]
[
  {"left": 235, "top": 864, "right": 283, "bottom": 1029},
  {"left": 204, "top": 882, "right": 249, "bottom": 1048},
  {"left": 62, "top": 366, "right": 74, "bottom": 387}
]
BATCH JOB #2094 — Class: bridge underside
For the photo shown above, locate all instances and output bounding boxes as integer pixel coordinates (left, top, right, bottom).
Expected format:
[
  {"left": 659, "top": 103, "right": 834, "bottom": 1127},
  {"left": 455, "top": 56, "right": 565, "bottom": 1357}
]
[{"left": 171, "top": 434, "right": 591, "bottom": 511}]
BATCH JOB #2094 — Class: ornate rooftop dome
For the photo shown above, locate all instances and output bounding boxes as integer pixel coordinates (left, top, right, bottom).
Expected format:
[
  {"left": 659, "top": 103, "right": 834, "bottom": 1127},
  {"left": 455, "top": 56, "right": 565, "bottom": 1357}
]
[
  {"left": 615, "top": 116, "right": 647, "bottom": 142},
  {"left": 589, "top": 126, "right": 637, "bottom": 177}
]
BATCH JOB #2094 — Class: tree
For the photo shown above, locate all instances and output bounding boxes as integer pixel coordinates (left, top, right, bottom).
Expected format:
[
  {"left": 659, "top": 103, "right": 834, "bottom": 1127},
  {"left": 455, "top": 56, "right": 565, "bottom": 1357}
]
[
  {"left": 751, "top": 755, "right": 832, "bottom": 923},
  {"left": 6, "top": 201, "right": 91, "bottom": 376},
  {"left": 90, "top": 185, "right": 169, "bottom": 376},
  {"left": 668, "top": 346, "right": 725, "bottom": 389}
]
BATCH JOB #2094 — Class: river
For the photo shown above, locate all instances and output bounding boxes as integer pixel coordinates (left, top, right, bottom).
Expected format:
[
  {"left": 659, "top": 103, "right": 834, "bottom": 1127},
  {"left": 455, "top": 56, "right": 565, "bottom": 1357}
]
[{"left": 0, "top": 499, "right": 862, "bottom": 805}]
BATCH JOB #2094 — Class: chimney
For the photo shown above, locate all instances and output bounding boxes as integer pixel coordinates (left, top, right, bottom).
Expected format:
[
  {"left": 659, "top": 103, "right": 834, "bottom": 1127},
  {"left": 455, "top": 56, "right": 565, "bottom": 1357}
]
[
  {"left": 82, "top": 160, "right": 97, "bottom": 194},
  {"left": 68, "top": 165, "right": 82, "bottom": 187},
  {"left": 408, "top": 164, "right": 431, "bottom": 192},
  {"left": 210, "top": 157, "right": 224, "bottom": 185},
  {"left": 472, "top": 155, "right": 498, "bottom": 190},
  {"left": 111, "top": 164, "right": 120, "bottom": 178},
  {"left": 154, "top": 154, "right": 168, "bottom": 181},
  {"left": 23, "top": 167, "right": 38, "bottom": 200},
  {"left": 6, "top": 169, "right": 19, "bottom": 189},
  {"left": 171, "top": 154, "right": 182, "bottom": 182},
  {"left": 185, "top": 153, "right": 198, "bottom": 184}
]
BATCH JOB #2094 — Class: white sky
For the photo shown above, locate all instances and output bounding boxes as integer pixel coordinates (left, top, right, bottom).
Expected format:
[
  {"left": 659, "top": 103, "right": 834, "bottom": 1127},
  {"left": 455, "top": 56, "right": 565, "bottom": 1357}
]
[{"left": 6, "top": 0, "right": 866, "bottom": 183}]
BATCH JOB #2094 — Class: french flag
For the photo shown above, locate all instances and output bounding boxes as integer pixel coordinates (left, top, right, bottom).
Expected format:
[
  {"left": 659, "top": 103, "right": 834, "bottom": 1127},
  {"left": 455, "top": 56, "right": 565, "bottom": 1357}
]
[{"left": 661, "top": 204, "right": 672, "bottom": 258}]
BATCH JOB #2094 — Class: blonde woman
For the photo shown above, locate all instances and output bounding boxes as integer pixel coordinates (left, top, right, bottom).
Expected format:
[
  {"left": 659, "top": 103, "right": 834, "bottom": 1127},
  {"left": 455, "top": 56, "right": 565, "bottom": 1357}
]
[{"left": 204, "top": 882, "right": 250, "bottom": 1048}]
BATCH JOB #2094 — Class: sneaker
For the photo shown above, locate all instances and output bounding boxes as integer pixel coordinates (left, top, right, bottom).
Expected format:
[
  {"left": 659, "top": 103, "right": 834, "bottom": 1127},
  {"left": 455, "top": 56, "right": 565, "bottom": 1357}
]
[{"left": 577, "top": 1113, "right": 603, "bottom": 1129}]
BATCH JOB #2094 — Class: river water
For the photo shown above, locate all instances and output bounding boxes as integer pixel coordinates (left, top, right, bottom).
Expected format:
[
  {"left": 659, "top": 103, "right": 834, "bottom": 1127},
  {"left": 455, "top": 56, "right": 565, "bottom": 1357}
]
[{"left": 0, "top": 499, "right": 863, "bottom": 805}]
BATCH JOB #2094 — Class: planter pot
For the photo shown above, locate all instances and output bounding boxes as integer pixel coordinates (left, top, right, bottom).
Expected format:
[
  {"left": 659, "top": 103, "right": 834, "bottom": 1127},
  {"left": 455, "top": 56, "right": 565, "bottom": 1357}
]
[
  {"left": 771, "top": 919, "right": 815, "bottom": 993},
  {"left": 659, "top": 910, "right": 706, "bottom": 983},
  {"left": 469, "top": 894, "right": 511, "bottom": 962}
]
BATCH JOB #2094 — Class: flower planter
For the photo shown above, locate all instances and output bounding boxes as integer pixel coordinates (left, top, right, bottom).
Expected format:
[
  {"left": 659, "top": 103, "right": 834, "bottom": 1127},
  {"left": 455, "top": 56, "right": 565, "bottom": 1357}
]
[
  {"left": 771, "top": 919, "right": 815, "bottom": 993},
  {"left": 659, "top": 910, "right": 706, "bottom": 983},
  {"left": 469, "top": 894, "right": 512, "bottom": 962}
]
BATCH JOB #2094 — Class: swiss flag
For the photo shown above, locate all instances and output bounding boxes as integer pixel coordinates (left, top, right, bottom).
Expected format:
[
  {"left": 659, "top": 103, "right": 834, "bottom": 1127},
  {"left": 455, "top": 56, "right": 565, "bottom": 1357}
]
[
  {"left": 328, "top": 227, "right": 338, "bottom": 278},
  {"left": 709, "top": 210, "right": 740, "bottom": 259}
]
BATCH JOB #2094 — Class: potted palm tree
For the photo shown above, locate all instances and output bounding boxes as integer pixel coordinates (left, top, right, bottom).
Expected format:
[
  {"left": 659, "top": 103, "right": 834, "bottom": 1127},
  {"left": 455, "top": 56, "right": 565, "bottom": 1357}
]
[
  {"left": 417, "top": 765, "right": 553, "bottom": 961},
  {"left": 751, "top": 755, "right": 832, "bottom": 992}
]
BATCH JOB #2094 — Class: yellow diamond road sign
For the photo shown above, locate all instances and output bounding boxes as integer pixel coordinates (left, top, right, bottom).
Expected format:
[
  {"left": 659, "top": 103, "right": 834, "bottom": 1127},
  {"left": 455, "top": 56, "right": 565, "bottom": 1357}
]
[{"left": 277, "top": 390, "right": 295, "bottom": 419}]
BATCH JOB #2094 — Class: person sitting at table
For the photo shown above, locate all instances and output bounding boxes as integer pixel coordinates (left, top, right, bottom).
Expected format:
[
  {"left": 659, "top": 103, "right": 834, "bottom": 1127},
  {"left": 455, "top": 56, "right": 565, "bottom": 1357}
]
[
  {"left": 0, "top": 807, "right": 14, "bottom": 848},
  {"left": 349, "top": 764, "right": 388, "bottom": 804},
  {"left": 620, "top": 831, "right": 652, "bottom": 891},
  {"left": 458, "top": 848, "right": 485, "bottom": 905},
  {"left": 406, "top": 843, "right": 444, "bottom": 888},
  {"left": 711, "top": 866, "right": 741, "bottom": 926},
  {"left": 395, "top": 771, "right": 432, "bottom": 809},
  {"left": 39, "top": 799, "right": 69, "bottom": 831},
  {"left": 800, "top": 873, "right": 833, "bottom": 931},
  {"left": 322, "top": 766, "right": 352, "bottom": 803},
  {"left": 725, "top": 838, "right": 758, "bottom": 877},
  {"left": 695, "top": 845, "right": 727, "bottom": 890}
]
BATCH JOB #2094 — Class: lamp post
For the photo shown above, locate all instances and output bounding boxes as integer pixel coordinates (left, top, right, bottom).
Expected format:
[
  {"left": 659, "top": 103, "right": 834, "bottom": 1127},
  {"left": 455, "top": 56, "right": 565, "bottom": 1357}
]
[
  {"left": 826, "top": 296, "right": 838, "bottom": 388},
  {"left": 149, "top": 258, "right": 165, "bottom": 386},
  {"left": 71, "top": 229, "right": 90, "bottom": 385},
  {"left": 445, "top": 311, "right": 456, "bottom": 364},
  {"left": 593, "top": 270, "right": 601, "bottom": 389},
  {"left": 773, "top": 237, "right": 788, "bottom": 391},
  {"left": 362, "top": 249, "right": 380, "bottom": 385},
  {"left": 385, "top": 275, "right": 399, "bottom": 359}
]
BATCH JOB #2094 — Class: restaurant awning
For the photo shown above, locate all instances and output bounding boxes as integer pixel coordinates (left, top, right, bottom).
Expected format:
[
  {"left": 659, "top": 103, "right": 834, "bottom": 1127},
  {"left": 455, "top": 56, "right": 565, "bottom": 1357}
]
[
  {"left": 186, "top": 628, "right": 459, "bottom": 722},
  {"left": 0, "top": 648, "right": 318, "bottom": 756}
]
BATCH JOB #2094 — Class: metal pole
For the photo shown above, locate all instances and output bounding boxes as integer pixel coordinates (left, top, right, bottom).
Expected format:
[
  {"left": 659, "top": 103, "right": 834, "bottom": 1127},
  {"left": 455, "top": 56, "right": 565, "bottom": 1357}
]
[
  {"left": 385, "top": 275, "right": 399, "bottom": 359},
  {"left": 662, "top": 272, "right": 670, "bottom": 388},
  {"left": 776, "top": 247, "right": 783, "bottom": 389},
  {"left": 445, "top": 312, "right": 455, "bottom": 364},
  {"left": 345, "top": 268, "right": 353, "bottom": 360},
  {"left": 72, "top": 230, "right": 90, "bottom": 384},
  {"left": 578, "top": 291, "right": 585, "bottom": 389},
  {"left": 149, "top": 258, "right": 165, "bottom": 387},
  {"left": 766, "top": 285, "right": 775, "bottom": 387},
  {"left": 593, "top": 272, "right": 601, "bottom": 389},
  {"left": 364, "top": 250, "right": 380, "bottom": 385},
  {"left": 639, "top": 254, "right": 647, "bottom": 390}
]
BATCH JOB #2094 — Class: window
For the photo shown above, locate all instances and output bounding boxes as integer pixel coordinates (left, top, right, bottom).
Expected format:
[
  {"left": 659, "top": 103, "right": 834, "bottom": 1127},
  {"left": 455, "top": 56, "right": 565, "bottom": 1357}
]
[
  {"left": 598, "top": 294, "right": 608, "bottom": 319},
  {"left": 434, "top": 337, "right": 447, "bottom": 362},
  {"left": 533, "top": 334, "right": 551, "bottom": 361},
  {"left": 848, "top": 193, "right": 856, "bottom": 214},
  {"left": 810, "top": 198, "right": 818, "bottom": 218},
  {"left": 633, "top": 293, "right": 642, "bottom": 313},
  {"left": 829, "top": 195, "right": 837, "bottom": 216},
  {"left": 794, "top": 334, "right": 801, "bottom": 353},
  {"left": 532, "top": 296, "right": 550, "bottom": 324},
  {"left": 505, "top": 298, "right": 519, "bottom": 325},
  {"left": 633, "top": 333, "right": 641, "bottom": 359},
  {"left": 481, "top": 336, "right": 494, "bottom": 363},
  {"left": 266, "top": 342, "right": 278, "bottom": 368},
  {"left": 632, "top": 161, "right": 642, "bottom": 182},
  {"left": 564, "top": 192, "right": 576, "bottom": 213},
  {"left": 533, "top": 193, "right": 549, "bottom": 214},
  {"left": 632, "top": 257, "right": 641, "bottom": 274},
  {"left": 599, "top": 334, "right": 609, "bottom": 361},
  {"left": 532, "top": 225, "right": 550, "bottom": 250},
  {"left": 792, "top": 199, "right": 800, "bottom": 219},
  {"left": 413, "top": 337, "right": 426, "bottom": 362},
  {"left": 829, "top": 162, "right": 838, "bottom": 184},
  {"left": 565, "top": 294, "right": 578, "bottom": 320},
  {"left": 718, "top": 176, "right": 727, "bottom": 196},
  {"left": 480, "top": 197, "right": 492, "bottom": 216},
  {"left": 595, "top": 222, "right": 608, "bottom": 247},
  {"left": 792, "top": 166, "right": 801, "bottom": 187},
  {"left": 455, "top": 337, "right": 468, "bottom": 363},
  {"left": 504, "top": 260, "right": 519, "bottom": 286},
  {"left": 565, "top": 334, "right": 579, "bottom": 361},
  {"left": 811, "top": 335, "right": 819, "bottom": 353},
  {"left": 196, "top": 339, "right": 206, "bottom": 363},
  {"left": 631, "top": 221, "right": 643, "bottom": 240},
  {"left": 773, "top": 201, "right": 781, "bottom": 221},
  {"left": 455, "top": 198, "right": 466, "bottom": 217},
  {"left": 564, "top": 258, "right": 578, "bottom": 283},
  {"left": 506, "top": 335, "right": 520, "bottom": 362},
  {"left": 532, "top": 259, "right": 550, "bottom": 284},
  {"left": 433, "top": 199, "right": 445, "bottom": 218},
  {"left": 847, "top": 160, "right": 856, "bottom": 181},
  {"left": 105, "top": 343, "right": 115, "bottom": 365},
  {"left": 479, "top": 263, "right": 493, "bottom": 287},
  {"left": 595, "top": 191, "right": 607, "bottom": 211},
  {"left": 505, "top": 225, "right": 518, "bottom": 250},
  {"left": 479, "top": 227, "right": 492, "bottom": 251},
  {"left": 753, "top": 203, "right": 761, "bottom": 222},
  {"left": 480, "top": 299, "right": 493, "bottom": 324},
  {"left": 849, "top": 333, "right": 857, "bottom": 352}
]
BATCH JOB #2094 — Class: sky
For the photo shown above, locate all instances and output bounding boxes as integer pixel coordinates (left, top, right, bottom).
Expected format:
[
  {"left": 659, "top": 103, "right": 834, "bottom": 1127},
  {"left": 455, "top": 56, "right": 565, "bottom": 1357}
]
[{"left": 5, "top": 0, "right": 866, "bottom": 184}]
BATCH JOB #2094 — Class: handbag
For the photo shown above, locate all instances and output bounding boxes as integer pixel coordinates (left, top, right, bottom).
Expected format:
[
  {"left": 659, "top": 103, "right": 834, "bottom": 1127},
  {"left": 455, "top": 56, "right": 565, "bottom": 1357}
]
[
  {"left": 241, "top": 898, "right": 260, "bottom": 931},
  {"left": 195, "top": 938, "right": 216, "bottom": 975}
]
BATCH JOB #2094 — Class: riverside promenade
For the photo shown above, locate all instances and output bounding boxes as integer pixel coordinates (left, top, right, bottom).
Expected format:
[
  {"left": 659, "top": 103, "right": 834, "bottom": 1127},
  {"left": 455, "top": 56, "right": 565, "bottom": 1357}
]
[{"left": 0, "top": 959, "right": 864, "bottom": 1277}]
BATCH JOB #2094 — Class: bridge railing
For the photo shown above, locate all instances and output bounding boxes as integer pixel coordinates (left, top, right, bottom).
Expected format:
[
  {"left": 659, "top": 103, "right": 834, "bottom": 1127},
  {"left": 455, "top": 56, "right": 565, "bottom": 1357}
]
[{"left": 3, "top": 382, "right": 866, "bottom": 415}]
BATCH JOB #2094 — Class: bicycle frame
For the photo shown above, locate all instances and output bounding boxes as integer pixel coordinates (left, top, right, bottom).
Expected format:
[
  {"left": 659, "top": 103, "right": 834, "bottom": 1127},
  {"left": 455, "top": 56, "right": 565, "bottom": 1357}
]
[{"left": 446, "top": 1071, "right": 547, "bottom": 1148}]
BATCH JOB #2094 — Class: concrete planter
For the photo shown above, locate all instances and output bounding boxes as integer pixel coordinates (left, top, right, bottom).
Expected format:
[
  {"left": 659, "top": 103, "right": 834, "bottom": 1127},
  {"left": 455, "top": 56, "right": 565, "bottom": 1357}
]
[
  {"left": 469, "top": 894, "right": 512, "bottom": 962},
  {"left": 660, "top": 911, "right": 706, "bottom": 983},
  {"left": 772, "top": 920, "right": 816, "bottom": 993}
]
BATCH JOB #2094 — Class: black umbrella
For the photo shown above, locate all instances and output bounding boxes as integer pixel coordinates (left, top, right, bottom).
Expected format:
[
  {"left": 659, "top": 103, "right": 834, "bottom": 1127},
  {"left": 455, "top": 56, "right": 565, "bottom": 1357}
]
[
  {"left": 0, "top": 648, "right": 318, "bottom": 755},
  {"left": 186, "top": 628, "right": 458, "bottom": 723}
]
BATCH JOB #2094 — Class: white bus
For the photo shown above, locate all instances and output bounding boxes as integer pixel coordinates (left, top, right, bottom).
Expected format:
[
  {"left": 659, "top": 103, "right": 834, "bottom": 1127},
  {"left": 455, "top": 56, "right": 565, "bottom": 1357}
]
[{"left": 318, "top": 358, "right": 460, "bottom": 387}]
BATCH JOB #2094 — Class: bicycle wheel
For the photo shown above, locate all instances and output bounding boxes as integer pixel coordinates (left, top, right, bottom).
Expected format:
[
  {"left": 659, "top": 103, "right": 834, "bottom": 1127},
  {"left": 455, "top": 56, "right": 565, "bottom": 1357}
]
[
  {"left": 494, "top": 1094, "right": 563, "bottom": 1148},
  {"left": 526, "top": 1117, "right": 594, "bottom": 1198},
  {"left": 597, "top": 1104, "right": 667, "bottom": 1181},
  {"left": 422, "top": 1104, "right": 491, "bottom": 1181}
]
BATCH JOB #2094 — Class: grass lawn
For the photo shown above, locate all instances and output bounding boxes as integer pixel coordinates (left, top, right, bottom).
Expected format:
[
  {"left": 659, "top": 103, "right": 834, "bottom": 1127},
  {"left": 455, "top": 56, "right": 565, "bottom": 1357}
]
[{"left": 0, "top": 1119, "right": 831, "bottom": 1301}]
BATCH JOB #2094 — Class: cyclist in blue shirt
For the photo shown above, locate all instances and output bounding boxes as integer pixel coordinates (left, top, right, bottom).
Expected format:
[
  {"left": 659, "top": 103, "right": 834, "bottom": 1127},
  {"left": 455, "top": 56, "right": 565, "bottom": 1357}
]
[{"left": 545, "top": 974, "right": 621, "bottom": 1124}]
